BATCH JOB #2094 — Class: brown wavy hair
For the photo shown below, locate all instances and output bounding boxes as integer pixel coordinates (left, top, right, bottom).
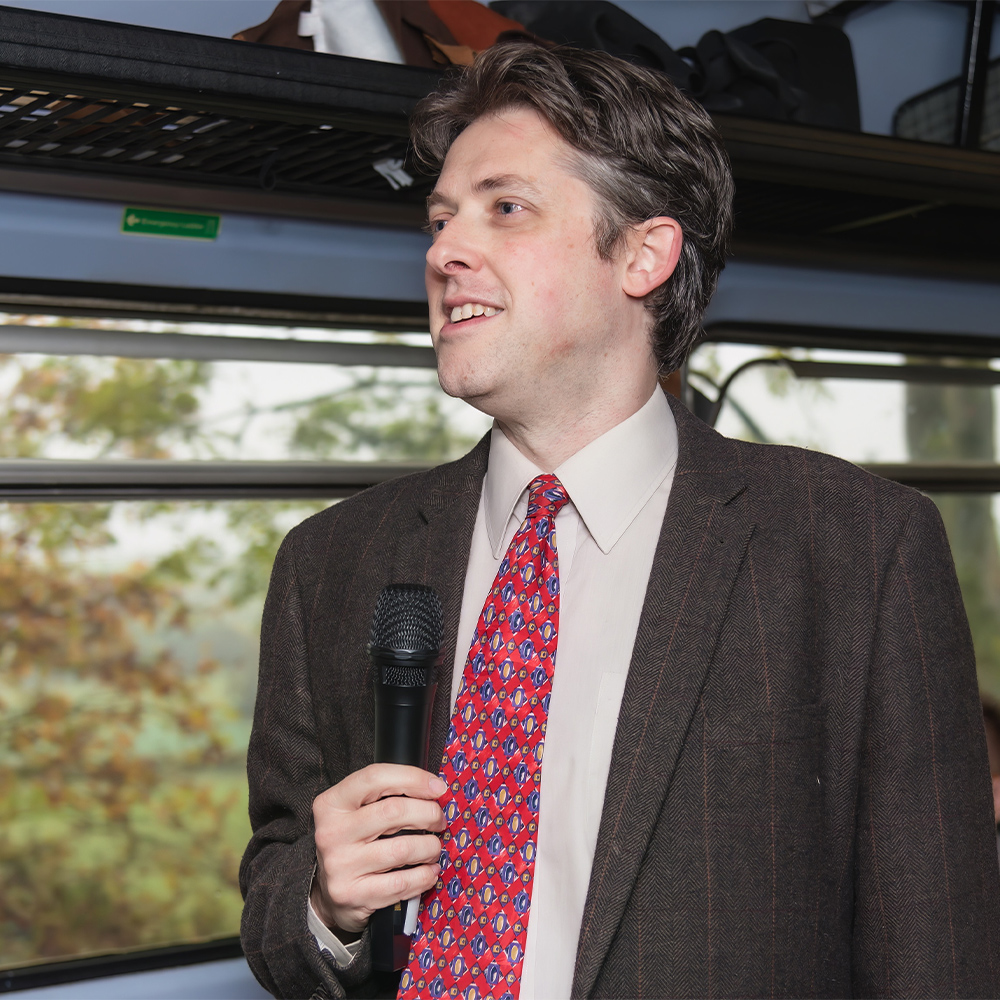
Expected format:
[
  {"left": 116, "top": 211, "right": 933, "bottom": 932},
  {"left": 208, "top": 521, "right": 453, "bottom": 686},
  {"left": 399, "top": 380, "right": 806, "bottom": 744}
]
[{"left": 410, "top": 41, "right": 734, "bottom": 374}]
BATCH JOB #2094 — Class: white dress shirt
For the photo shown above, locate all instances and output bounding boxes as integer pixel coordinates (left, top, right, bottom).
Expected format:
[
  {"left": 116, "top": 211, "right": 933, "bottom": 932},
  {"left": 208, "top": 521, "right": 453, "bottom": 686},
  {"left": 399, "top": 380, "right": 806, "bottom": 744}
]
[{"left": 312, "top": 388, "right": 678, "bottom": 998}]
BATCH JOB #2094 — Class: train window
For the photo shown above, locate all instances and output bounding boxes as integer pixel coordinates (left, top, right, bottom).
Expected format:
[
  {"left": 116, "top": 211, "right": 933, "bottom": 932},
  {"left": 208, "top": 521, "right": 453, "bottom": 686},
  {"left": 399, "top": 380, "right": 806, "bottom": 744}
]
[
  {"left": 8, "top": 325, "right": 1000, "bottom": 972},
  {"left": 0, "top": 316, "right": 485, "bottom": 463},
  {"left": 0, "top": 497, "right": 324, "bottom": 967},
  {"left": 689, "top": 343, "right": 910, "bottom": 463},
  {"left": 689, "top": 341, "right": 1000, "bottom": 704},
  {"left": 0, "top": 314, "right": 490, "bottom": 972}
]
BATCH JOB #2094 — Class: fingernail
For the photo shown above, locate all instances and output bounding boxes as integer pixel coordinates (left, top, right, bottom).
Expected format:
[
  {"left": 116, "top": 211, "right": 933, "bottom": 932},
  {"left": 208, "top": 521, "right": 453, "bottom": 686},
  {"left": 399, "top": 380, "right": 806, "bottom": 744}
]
[{"left": 430, "top": 776, "right": 446, "bottom": 795}]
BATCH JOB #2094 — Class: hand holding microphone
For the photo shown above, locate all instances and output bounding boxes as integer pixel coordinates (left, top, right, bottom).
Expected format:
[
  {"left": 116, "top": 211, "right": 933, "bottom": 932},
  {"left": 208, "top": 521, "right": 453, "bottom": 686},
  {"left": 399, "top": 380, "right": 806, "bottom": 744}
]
[
  {"left": 311, "top": 584, "right": 444, "bottom": 968},
  {"left": 310, "top": 764, "right": 445, "bottom": 935}
]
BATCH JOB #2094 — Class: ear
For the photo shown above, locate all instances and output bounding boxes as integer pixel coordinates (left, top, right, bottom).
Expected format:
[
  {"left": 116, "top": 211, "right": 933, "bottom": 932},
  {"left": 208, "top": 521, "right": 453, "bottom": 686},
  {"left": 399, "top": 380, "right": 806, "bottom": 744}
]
[{"left": 621, "top": 217, "right": 683, "bottom": 299}]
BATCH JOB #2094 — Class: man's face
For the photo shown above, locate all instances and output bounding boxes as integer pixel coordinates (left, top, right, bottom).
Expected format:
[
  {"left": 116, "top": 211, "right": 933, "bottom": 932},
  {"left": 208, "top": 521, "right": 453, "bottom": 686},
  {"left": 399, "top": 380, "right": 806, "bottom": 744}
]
[{"left": 425, "top": 107, "right": 647, "bottom": 425}]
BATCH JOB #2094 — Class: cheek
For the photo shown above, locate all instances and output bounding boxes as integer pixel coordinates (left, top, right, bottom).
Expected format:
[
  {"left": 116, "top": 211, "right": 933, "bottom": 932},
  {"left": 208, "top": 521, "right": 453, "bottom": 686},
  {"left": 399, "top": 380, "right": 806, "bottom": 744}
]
[
  {"left": 425, "top": 268, "right": 444, "bottom": 336},
  {"left": 425, "top": 261, "right": 443, "bottom": 298}
]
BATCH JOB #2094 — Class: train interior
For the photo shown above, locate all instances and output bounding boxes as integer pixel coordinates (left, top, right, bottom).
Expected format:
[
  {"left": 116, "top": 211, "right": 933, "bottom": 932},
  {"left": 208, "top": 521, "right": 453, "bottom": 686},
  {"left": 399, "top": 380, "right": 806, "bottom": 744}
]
[{"left": 0, "top": 0, "right": 998, "bottom": 995}]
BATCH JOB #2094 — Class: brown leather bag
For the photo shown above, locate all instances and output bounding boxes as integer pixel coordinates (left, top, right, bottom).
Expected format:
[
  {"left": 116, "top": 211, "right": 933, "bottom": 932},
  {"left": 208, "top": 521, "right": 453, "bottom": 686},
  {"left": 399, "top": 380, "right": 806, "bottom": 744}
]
[
  {"left": 233, "top": 0, "right": 529, "bottom": 68},
  {"left": 232, "top": 0, "right": 312, "bottom": 50},
  {"left": 421, "top": 0, "right": 529, "bottom": 65}
]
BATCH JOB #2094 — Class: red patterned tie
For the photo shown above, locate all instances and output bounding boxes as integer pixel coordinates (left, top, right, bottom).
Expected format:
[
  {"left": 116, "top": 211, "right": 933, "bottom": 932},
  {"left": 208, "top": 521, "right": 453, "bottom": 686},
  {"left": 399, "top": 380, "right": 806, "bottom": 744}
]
[{"left": 398, "top": 474, "right": 569, "bottom": 1000}]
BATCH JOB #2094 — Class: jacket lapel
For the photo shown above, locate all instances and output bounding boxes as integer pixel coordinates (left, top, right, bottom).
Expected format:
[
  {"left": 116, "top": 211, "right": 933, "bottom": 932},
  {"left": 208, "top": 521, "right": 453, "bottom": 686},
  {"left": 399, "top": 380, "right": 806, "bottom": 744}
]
[
  {"left": 391, "top": 435, "right": 489, "bottom": 774},
  {"left": 572, "top": 400, "right": 755, "bottom": 998}
]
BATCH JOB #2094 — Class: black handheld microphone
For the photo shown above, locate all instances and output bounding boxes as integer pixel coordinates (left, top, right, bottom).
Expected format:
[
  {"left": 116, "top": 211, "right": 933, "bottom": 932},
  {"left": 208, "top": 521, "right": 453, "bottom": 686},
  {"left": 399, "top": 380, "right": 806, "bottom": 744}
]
[{"left": 368, "top": 583, "right": 442, "bottom": 973}]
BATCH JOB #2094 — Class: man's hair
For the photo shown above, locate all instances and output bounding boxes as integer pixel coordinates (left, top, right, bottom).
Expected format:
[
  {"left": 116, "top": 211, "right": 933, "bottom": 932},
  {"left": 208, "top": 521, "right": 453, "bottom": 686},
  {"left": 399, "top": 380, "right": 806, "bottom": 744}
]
[{"left": 410, "top": 41, "right": 734, "bottom": 374}]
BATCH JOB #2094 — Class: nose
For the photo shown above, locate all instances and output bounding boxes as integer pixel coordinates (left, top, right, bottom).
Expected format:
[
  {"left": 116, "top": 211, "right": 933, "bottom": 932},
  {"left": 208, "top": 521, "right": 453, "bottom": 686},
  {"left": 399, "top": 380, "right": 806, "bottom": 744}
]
[{"left": 425, "top": 214, "right": 480, "bottom": 277}]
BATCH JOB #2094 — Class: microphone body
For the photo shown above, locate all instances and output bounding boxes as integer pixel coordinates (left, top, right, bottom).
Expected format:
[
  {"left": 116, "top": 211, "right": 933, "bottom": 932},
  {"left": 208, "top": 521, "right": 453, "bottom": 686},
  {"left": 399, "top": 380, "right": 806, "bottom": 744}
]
[
  {"left": 372, "top": 647, "right": 438, "bottom": 769},
  {"left": 368, "top": 584, "right": 442, "bottom": 973}
]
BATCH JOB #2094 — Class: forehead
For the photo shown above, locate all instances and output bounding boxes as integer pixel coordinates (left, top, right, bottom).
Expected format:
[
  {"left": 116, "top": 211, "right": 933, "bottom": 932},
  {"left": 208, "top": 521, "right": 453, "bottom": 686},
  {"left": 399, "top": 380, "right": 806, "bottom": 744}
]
[{"left": 433, "top": 107, "right": 576, "bottom": 194}]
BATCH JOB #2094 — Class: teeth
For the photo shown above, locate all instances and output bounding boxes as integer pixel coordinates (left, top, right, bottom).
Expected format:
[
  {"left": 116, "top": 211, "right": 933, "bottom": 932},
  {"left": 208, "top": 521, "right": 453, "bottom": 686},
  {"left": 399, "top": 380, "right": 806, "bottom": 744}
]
[{"left": 449, "top": 303, "right": 499, "bottom": 323}]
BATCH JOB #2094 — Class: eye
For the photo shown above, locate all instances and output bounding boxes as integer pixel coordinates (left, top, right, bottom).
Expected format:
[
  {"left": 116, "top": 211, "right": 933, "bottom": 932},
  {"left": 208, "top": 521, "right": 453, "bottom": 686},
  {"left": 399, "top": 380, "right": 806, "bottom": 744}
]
[
  {"left": 424, "top": 218, "right": 447, "bottom": 236},
  {"left": 497, "top": 201, "right": 523, "bottom": 217}
]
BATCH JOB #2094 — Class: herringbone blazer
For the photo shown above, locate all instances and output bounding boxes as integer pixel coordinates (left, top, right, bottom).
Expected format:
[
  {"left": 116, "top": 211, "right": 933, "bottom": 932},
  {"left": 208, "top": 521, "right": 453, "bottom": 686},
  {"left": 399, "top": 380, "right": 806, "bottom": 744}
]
[{"left": 241, "top": 395, "right": 1000, "bottom": 999}]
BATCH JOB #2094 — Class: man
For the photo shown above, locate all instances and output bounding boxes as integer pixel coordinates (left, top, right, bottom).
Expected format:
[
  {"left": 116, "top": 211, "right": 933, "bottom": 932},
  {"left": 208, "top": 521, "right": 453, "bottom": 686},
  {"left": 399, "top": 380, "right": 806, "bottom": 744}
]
[{"left": 240, "top": 42, "right": 1000, "bottom": 999}]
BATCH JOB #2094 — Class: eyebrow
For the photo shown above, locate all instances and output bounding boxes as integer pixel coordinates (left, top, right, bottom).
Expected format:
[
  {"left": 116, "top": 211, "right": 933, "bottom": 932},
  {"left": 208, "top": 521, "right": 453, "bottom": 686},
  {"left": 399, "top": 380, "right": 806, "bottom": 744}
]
[{"left": 426, "top": 174, "right": 543, "bottom": 212}]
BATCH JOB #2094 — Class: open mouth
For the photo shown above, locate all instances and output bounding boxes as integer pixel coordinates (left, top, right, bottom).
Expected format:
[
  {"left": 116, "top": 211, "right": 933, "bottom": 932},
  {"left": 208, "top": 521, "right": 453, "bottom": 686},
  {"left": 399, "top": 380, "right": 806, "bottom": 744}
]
[{"left": 449, "top": 303, "right": 502, "bottom": 324}]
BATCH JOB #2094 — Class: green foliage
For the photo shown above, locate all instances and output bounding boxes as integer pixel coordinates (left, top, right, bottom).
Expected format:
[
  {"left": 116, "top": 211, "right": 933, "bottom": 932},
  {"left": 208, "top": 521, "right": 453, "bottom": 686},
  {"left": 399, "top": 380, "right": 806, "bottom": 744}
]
[
  {"left": 0, "top": 498, "right": 239, "bottom": 966},
  {"left": 212, "top": 500, "right": 328, "bottom": 607},
  {"left": 0, "top": 355, "right": 210, "bottom": 458},
  {"left": 284, "top": 374, "right": 478, "bottom": 462},
  {"left": 0, "top": 331, "right": 475, "bottom": 968}
]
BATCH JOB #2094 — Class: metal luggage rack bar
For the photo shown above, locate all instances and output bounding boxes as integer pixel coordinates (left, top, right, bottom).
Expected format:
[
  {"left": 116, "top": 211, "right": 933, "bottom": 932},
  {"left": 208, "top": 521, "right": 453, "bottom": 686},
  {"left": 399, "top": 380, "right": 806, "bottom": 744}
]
[
  {"left": 0, "top": 84, "right": 429, "bottom": 203},
  {"left": 0, "top": 3, "right": 439, "bottom": 205}
]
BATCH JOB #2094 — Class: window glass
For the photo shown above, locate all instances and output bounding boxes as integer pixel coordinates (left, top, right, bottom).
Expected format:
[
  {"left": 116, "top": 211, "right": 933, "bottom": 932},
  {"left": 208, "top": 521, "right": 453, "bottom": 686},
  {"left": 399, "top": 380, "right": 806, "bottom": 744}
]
[
  {"left": 7, "top": 328, "right": 999, "bottom": 971},
  {"left": 0, "top": 354, "right": 486, "bottom": 462},
  {"left": 0, "top": 315, "right": 490, "bottom": 463},
  {"left": 690, "top": 342, "right": 1000, "bottom": 703},
  {"left": 923, "top": 492, "right": 1000, "bottom": 702},
  {"left": 0, "top": 497, "right": 329, "bottom": 968},
  {"left": 0, "top": 313, "right": 489, "bottom": 971},
  {"left": 690, "top": 343, "right": 909, "bottom": 462}
]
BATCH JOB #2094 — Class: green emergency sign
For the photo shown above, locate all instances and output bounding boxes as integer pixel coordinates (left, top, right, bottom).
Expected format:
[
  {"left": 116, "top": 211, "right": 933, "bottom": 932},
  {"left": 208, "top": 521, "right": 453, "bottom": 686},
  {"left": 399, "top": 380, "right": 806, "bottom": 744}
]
[{"left": 121, "top": 207, "right": 221, "bottom": 240}]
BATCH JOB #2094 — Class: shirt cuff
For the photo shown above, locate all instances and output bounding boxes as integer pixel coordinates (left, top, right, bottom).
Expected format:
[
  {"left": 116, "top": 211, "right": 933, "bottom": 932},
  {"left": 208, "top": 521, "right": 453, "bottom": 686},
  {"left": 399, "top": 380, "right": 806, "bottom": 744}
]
[{"left": 307, "top": 894, "right": 362, "bottom": 968}]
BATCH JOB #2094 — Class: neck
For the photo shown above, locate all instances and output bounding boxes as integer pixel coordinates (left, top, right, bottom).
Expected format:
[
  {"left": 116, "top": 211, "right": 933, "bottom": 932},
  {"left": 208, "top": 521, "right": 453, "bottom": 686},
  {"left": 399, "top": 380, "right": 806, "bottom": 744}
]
[{"left": 495, "top": 379, "right": 658, "bottom": 472}]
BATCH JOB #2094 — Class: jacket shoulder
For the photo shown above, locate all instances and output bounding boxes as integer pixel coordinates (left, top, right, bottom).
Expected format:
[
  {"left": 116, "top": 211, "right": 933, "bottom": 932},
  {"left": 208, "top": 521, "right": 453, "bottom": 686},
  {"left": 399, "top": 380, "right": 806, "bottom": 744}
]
[
  {"left": 737, "top": 436, "right": 927, "bottom": 505},
  {"left": 278, "top": 435, "right": 489, "bottom": 558},
  {"left": 672, "top": 395, "right": 928, "bottom": 521},
  {"left": 725, "top": 436, "right": 946, "bottom": 560}
]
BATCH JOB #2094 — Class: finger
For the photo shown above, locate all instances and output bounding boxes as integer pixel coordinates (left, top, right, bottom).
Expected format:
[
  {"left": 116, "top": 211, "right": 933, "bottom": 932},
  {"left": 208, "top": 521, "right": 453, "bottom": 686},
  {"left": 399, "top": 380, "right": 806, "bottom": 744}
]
[
  {"left": 319, "top": 854, "right": 442, "bottom": 923},
  {"left": 356, "top": 863, "right": 443, "bottom": 912},
  {"left": 316, "top": 835, "right": 440, "bottom": 909},
  {"left": 322, "top": 764, "right": 446, "bottom": 811},
  {"left": 364, "top": 832, "right": 443, "bottom": 874},
  {"left": 349, "top": 795, "right": 446, "bottom": 842}
]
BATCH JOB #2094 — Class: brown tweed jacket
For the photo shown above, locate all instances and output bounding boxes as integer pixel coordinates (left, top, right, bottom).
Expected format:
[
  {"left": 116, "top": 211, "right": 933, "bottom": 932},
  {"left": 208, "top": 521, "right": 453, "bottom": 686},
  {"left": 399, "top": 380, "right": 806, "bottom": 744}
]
[{"left": 240, "top": 395, "right": 1000, "bottom": 999}]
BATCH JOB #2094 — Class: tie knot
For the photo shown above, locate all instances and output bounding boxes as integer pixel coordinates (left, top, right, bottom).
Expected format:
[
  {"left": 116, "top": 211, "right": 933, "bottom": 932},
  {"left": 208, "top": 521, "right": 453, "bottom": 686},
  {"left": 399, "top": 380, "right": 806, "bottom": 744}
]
[{"left": 527, "top": 474, "right": 569, "bottom": 519}]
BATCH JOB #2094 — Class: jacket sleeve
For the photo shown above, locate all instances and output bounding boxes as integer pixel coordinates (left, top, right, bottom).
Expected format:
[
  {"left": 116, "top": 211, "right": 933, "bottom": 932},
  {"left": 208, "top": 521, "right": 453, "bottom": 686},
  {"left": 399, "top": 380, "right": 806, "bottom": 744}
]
[
  {"left": 852, "top": 494, "right": 1000, "bottom": 997},
  {"left": 239, "top": 530, "right": 373, "bottom": 999}
]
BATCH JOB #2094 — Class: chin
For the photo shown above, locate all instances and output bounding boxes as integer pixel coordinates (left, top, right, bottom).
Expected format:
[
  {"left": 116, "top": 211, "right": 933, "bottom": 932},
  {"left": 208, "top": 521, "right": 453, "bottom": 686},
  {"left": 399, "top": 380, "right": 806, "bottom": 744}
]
[
  {"left": 437, "top": 366, "right": 479, "bottom": 398},
  {"left": 437, "top": 368, "right": 502, "bottom": 416},
  {"left": 437, "top": 352, "right": 493, "bottom": 399}
]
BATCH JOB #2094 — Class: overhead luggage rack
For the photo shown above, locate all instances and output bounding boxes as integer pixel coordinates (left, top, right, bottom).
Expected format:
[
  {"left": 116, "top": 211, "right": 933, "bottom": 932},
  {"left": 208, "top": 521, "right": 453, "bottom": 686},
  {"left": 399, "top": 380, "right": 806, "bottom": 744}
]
[
  {"left": 0, "top": 3, "right": 440, "bottom": 226},
  {"left": 1, "top": 3, "right": 999, "bottom": 279},
  {"left": 720, "top": 114, "right": 1000, "bottom": 281},
  {"left": 0, "top": 86, "right": 422, "bottom": 200}
]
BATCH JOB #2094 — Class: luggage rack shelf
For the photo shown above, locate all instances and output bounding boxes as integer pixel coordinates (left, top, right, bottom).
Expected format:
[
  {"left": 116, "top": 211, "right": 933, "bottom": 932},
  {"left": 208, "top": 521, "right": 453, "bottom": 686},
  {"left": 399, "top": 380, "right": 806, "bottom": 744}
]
[{"left": 1, "top": 3, "right": 999, "bottom": 278}]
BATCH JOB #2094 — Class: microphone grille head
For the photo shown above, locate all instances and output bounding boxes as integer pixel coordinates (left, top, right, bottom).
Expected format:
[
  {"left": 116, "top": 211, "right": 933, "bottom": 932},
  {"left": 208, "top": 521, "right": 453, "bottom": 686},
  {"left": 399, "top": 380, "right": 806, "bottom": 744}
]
[{"left": 370, "top": 583, "right": 443, "bottom": 653}]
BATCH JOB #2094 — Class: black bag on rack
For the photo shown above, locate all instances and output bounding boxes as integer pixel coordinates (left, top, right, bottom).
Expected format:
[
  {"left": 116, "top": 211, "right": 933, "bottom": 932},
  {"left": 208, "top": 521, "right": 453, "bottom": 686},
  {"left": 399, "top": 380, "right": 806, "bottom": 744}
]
[
  {"left": 489, "top": 0, "right": 700, "bottom": 92},
  {"left": 490, "top": 3, "right": 859, "bottom": 132},
  {"left": 685, "top": 17, "right": 860, "bottom": 130}
]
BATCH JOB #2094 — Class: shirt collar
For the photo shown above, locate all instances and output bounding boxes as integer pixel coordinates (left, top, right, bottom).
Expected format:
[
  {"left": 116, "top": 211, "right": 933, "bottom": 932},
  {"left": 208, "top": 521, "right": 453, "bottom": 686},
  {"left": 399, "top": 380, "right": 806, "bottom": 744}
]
[{"left": 483, "top": 388, "right": 678, "bottom": 557}]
